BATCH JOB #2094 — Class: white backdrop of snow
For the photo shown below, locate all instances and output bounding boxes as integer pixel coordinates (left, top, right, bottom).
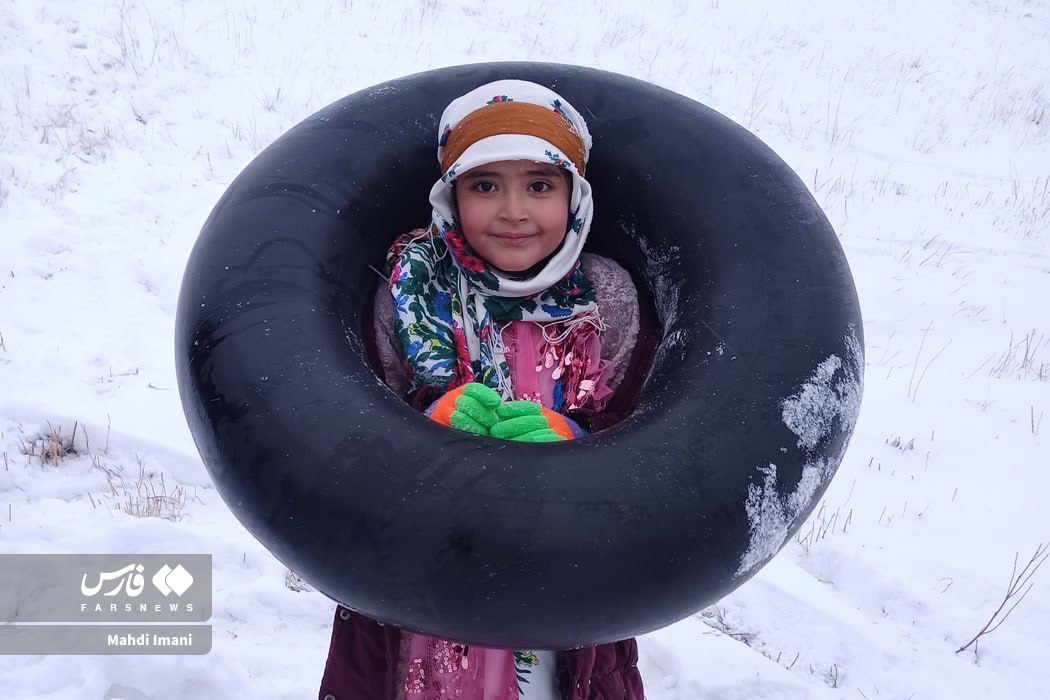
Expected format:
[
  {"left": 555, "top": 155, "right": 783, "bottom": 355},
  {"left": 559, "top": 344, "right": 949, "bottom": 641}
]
[{"left": 1, "top": 0, "right": 1048, "bottom": 699}]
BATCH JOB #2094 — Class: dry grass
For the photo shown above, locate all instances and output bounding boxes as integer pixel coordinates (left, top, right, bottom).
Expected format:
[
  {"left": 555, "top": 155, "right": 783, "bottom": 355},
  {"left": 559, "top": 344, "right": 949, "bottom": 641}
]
[
  {"left": 19, "top": 421, "right": 82, "bottom": 466},
  {"left": 16, "top": 419, "right": 193, "bottom": 521},
  {"left": 40, "top": 102, "right": 112, "bottom": 164},
  {"left": 91, "top": 454, "right": 192, "bottom": 522},
  {"left": 956, "top": 543, "right": 1049, "bottom": 659},
  {"left": 988, "top": 330, "right": 1048, "bottom": 381}
]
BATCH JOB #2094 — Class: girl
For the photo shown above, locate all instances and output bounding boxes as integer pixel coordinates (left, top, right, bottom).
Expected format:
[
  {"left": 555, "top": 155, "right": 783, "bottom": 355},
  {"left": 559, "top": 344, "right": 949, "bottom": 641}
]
[{"left": 319, "top": 80, "right": 649, "bottom": 700}]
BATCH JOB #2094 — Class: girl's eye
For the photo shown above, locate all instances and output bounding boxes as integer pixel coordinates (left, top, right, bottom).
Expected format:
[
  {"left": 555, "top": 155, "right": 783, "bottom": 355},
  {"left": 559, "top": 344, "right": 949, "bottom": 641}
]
[
  {"left": 529, "top": 181, "right": 553, "bottom": 193},
  {"left": 473, "top": 181, "right": 496, "bottom": 193}
]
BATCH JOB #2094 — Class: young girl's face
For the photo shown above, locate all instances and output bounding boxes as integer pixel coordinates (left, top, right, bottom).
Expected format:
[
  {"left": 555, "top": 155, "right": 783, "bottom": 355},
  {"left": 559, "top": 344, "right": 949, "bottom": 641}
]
[{"left": 454, "top": 160, "right": 571, "bottom": 273}]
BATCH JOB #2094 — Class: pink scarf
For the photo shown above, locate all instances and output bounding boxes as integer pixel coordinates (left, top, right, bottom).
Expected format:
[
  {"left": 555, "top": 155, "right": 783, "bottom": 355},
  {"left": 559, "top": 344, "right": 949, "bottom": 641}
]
[
  {"left": 403, "top": 638, "right": 518, "bottom": 699},
  {"left": 500, "top": 320, "right": 612, "bottom": 409}
]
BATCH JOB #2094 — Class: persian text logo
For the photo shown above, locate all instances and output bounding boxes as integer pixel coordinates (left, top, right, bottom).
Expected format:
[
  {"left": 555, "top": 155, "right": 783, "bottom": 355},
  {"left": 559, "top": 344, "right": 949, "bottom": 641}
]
[
  {"left": 81, "top": 564, "right": 146, "bottom": 597},
  {"left": 80, "top": 563, "right": 194, "bottom": 598}
]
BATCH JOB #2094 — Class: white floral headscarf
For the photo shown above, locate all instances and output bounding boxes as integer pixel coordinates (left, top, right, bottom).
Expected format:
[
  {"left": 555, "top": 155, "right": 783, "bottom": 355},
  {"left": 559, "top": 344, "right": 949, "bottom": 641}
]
[{"left": 429, "top": 79, "right": 595, "bottom": 298}]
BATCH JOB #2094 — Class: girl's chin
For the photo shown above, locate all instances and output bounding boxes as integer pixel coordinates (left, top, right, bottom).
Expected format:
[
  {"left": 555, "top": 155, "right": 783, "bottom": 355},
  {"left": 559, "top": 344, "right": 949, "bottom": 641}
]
[{"left": 485, "top": 247, "right": 544, "bottom": 273}]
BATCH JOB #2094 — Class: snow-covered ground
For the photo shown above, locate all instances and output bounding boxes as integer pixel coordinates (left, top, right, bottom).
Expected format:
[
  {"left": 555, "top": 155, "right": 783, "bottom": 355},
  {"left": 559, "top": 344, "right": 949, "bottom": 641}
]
[{"left": 2, "top": 0, "right": 1048, "bottom": 697}]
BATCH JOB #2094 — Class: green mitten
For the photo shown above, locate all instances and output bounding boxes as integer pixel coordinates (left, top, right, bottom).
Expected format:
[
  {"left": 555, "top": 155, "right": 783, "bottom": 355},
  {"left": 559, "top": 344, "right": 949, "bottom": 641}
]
[
  {"left": 490, "top": 400, "right": 569, "bottom": 442},
  {"left": 428, "top": 383, "right": 503, "bottom": 435}
]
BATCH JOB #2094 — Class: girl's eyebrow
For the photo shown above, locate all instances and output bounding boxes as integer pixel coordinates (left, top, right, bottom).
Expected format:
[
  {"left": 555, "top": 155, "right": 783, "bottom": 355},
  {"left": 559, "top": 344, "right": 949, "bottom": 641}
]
[
  {"left": 460, "top": 166, "right": 562, "bottom": 180},
  {"left": 459, "top": 169, "right": 497, "bottom": 180}
]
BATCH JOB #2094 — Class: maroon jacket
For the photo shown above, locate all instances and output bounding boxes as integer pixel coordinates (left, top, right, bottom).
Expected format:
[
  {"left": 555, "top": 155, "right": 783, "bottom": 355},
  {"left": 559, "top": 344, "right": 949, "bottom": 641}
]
[{"left": 319, "top": 271, "right": 659, "bottom": 699}]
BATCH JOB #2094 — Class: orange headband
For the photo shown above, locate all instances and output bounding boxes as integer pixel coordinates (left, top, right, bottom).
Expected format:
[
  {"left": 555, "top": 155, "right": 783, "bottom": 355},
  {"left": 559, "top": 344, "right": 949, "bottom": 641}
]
[{"left": 440, "top": 101, "right": 587, "bottom": 176}]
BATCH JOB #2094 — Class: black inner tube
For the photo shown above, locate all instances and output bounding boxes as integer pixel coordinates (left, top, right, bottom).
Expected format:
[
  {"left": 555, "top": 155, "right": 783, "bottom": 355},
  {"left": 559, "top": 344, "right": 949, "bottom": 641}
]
[{"left": 176, "top": 62, "right": 863, "bottom": 649}]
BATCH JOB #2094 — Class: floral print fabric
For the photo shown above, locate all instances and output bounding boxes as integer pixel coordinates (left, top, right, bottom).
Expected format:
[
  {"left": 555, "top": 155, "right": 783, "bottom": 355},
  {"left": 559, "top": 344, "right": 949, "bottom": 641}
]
[{"left": 388, "top": 228, "right": 604, "bottom": 406}]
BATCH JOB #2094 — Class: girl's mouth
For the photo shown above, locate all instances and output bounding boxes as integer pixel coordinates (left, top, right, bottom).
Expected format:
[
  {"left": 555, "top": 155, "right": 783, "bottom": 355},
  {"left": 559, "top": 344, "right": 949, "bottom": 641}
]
[{"left": 492, "top": 233, "right": 534, "bottom": 245}]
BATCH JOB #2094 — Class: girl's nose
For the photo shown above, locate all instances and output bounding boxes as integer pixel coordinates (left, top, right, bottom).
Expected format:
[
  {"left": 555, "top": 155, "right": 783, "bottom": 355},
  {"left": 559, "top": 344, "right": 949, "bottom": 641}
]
[{"left": 498, "top": 191, "right": 528, "bottom": 220}]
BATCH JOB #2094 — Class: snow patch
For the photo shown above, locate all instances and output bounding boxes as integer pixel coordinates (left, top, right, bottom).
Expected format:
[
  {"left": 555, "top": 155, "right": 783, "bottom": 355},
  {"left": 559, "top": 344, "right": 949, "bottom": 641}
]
[
  {"left": 737, "top": 459, "right": 833, "bottom": 577},
  {"left": 782, "top": 329, "right": 863, "bottom": 452},
  {"left": 736, "top": 328, "right": 863, "bottom": 577}
]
